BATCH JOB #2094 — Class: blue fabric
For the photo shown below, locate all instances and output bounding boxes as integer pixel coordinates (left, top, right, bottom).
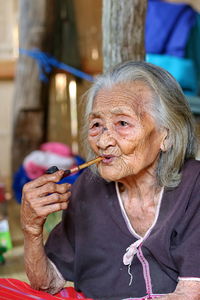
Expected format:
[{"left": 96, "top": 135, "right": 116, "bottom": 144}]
[
  {"left": 146, "top": 53, "right": 198, "bottom": 95},
  {"left": 146, "top": 0, "right": 197, "bottom": 57},
  {"left": 12, "top": 166, "right": 30, "bottom": 204},
  {"left": 12, "top": 156, "right": 85, "bottom": 204},
  {"left": 58, "top": 155, "right": 85, "bottom": 185}
]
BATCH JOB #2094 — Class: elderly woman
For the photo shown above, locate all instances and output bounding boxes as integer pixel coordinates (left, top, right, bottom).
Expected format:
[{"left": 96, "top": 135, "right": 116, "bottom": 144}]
[{"left": 10, "top": 61, "right": 200, "bottom": 299}]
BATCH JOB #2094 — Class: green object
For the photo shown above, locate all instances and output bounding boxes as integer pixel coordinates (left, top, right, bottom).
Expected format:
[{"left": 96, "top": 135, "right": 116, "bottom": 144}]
[
  {"left": 0, "top": 219, "right": 12, "bottom": 250},
  {"left": 0, "top": 245, "right": 7, "bottom": 264},
  {"left": 44, "top": 211, "right": 62, "bottom": 233},
  {"left": 0, "top": 219, "right": 10, "bottom": 264}
]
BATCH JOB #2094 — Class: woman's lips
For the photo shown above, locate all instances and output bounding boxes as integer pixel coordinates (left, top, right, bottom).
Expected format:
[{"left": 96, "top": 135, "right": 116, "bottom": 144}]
[{"left": 101, "top": 155, "right": 115, "bottom": 164}]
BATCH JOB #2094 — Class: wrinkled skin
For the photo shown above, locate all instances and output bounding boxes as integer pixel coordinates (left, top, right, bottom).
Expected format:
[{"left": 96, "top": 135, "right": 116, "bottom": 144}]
[
  {"left": 21, "top": 81, "right": 200, "bottom": 298},
  {"left": 21, "top": 170, "right": 71, "bottom": 293},
  {"left": 88, "top": 81, "right": 167, "bottom": 236},
  {"left": 87, "top": 81, "right": 200, "bottom": 299},
  {"left": 21, "top": 170, "right": 71, "bottom": 236},
  {"left": 88, "top": 81, "right": 167, "bottom": 183}
]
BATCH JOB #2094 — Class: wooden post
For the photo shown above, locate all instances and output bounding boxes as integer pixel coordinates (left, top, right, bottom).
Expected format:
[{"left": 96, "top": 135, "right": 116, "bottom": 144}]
[
  {"left": 12, "top": 0, "right": 56, "bottom": 173},
  {"left": 102, "top": 0, "right": 147, "bottom": 72}
]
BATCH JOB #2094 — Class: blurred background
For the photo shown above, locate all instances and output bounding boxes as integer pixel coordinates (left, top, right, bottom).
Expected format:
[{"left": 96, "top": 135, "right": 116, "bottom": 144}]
[{"left": 0, "top": 0, "right": 200, "bottom": 283}]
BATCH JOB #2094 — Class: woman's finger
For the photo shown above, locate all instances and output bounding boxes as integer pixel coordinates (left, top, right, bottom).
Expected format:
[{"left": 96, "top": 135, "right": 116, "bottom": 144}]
[
  {"left": 22, "top": 191, "right": 71, "bottom": 217},
  {"left": 22, "top": 170, "right": 65, "bottom": 191},
  {"left": 33, "top": 201, "right": 69, "bottom": 218},
  {"left": 36, "top": 191, "right": 71, "bottom": 207},
  {"left": 24, "top": 182, "right": 71, "bottom": 200}
]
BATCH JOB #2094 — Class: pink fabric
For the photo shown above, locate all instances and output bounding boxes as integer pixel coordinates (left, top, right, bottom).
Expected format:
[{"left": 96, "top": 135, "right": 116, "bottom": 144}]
[
  {"left": 0, "top": 278, "right": 92, "bottom": 300},
  {"left": 23, "top": 149, "right": 75, "bottom": 179},
  {"left": 137, "top": 245, "right": 153, "bottom": 296},
  {"left": 40, "top": 143, "right": 72, "bottom": 157},
  {"left": 25, "top": 162, "right": 46, "bottom": 179}
]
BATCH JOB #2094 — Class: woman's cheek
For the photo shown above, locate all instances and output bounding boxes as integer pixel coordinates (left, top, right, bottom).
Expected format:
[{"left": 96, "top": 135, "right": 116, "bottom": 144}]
[
  {"left": 116, "top": 126, "right": 139, "bottom": 143},
  {"left": 88, "top": 135, "right": 98, "bottom": 151},
  {"left": 118, "top": 137, "right": 137, "bottom": 155}
]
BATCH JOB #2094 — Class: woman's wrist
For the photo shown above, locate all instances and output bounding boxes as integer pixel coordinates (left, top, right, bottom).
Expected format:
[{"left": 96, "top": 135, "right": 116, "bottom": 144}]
[{"left": 22, "top": 223, "right": 44, "bottom": 238}]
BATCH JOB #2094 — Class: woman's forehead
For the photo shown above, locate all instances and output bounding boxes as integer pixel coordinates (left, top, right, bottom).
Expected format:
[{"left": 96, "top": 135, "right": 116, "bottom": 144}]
[{"left": 93, "top": 81, "right": 153, "bottom": 113}]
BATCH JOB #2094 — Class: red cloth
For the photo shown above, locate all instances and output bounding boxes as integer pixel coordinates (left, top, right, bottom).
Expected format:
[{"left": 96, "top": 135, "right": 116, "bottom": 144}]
[{"left": 0, "top": 278, "right": 92, "bottom": 300}]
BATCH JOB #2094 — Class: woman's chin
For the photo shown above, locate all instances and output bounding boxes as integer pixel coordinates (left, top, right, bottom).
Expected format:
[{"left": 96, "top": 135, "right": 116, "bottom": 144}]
[{"left": 98, "top": 168, "right": 123, "bottom": 182}]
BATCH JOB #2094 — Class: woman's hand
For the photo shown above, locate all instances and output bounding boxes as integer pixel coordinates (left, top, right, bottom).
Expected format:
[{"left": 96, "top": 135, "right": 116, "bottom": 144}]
[
  {"left": 157, "top": 280, "right": 200, "bottom": 299},
  {"left": 21, "top": 170, "right": 71, "bottom": 237}
]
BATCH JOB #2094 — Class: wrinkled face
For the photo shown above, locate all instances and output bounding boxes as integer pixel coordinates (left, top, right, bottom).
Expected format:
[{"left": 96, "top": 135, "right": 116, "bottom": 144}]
[{"left": 87, "top": 81, "right": 166, "bottom": 182}]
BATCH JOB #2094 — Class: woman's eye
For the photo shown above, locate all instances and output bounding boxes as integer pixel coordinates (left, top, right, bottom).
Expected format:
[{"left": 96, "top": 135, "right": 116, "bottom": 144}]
[
  {"left": 119, "top": 121, "right": 128, "bottom": 127},
  {"left": 89, "top": 122, "right": 102, "bottom": 130},
  {"left": 89, "top": 121, "right": 102, "bottom": 136},
  {"left": 92, "top": 122, "right": 100, "bottom": 128}
]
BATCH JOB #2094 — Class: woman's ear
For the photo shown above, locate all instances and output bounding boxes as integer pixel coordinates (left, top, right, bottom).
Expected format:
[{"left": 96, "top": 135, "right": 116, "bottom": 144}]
[{"left": 160, "top": 128, "right": 170, "bottom": 152}]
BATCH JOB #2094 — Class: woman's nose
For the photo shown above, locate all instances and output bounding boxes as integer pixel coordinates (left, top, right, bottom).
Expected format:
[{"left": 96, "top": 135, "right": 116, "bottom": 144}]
[{"left": 96, "top": 128, "right": 116, "bottom": 150}]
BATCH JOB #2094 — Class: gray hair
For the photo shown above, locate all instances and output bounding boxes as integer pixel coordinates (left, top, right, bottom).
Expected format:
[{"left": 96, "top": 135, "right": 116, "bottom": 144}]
[{"left": 82, "top": 61, "right": 198, "bottom": 188}]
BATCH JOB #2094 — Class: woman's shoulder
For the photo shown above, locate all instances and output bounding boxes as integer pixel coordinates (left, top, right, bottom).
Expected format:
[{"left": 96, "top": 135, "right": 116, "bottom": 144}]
[
  {"left": 174, "top": 159, "right": 200, "bottom": 197},
  {"left": 181, "top": 159, "right": 200, "bottom": 181},
  {"left": 164, "top": 159, "right": 200, "bottom": 200},
  {"left": 183, "top": 158, "right": 200, "bottom": 169}
]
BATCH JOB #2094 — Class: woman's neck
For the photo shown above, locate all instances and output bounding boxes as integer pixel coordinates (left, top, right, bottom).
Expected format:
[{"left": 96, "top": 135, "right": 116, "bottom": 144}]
[
  {"left": 117, "top": 166, "right": 164, "bottom": 237},
  {"left": 118, "top": 167, "right": 162, "bottom": 207}
]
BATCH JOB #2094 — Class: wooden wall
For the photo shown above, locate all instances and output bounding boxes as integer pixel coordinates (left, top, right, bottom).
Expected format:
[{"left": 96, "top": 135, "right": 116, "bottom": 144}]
[{"left": 47, "top": 0, "right": 103, "bottom": 157}]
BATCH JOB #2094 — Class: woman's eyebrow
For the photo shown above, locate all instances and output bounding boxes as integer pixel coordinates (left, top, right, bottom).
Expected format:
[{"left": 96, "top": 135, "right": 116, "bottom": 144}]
[
  {"left": 111, "top": 108, "right": 128, "bottom": 114},
  {"left": 111, "top": 107, "right": 137, "bottom": 117},
  {"left": 89, "top": 112, "right": 102, "bottom": 118},
  {"left": 89, "top": 107, "right": 137, "bottom": 117}
]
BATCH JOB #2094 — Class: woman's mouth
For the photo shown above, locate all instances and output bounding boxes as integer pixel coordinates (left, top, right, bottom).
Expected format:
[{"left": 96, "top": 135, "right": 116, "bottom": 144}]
[{"left": 101, "top": 155, "right": 115, "bottom": 164}]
